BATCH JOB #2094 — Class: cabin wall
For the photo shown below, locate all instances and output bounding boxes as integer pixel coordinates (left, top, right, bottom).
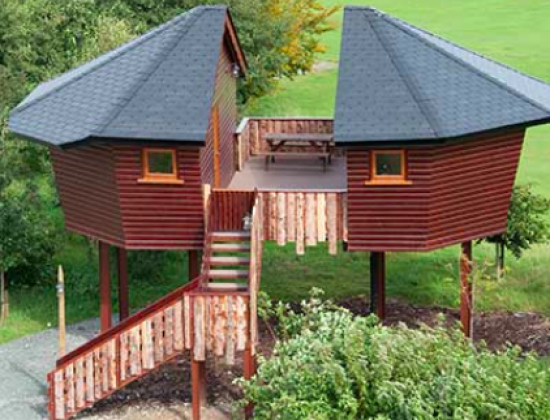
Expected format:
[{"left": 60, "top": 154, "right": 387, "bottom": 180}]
[
  {"left": 50, "top": 144, "right": 125, "bottom": 247},
  {"left": 427, "top": 130, "right": 524, "bottom": 248},
  {"left": 113, "top": 144, "right": 204, "bottom": 250},
  {"left": 201, "top": 39, "right": 237, "bottom": 188},
  {"left": 346, "top": 130, "right": 525, "bottom": 251}
]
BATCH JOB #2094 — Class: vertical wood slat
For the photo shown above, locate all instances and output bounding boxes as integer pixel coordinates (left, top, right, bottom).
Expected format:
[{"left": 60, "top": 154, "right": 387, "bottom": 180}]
[
  {"left": 184, "top": 295, "right": 192, "bottom": 350},
  {"left": 328, "top": 193, "right": 338, "bottom": 255},
  {"left": 65, "top": 364, "right": 75, "bottom": 414},
  {"left": 164, "top": 306, "right": 174, "bottom": 356},
  {"left": 93, "top": 349, "right": 101, "bottom": 400},
  {"left": 174, "top": 300, "right": 184, "bottom": 351},
  {"left": 277, "top": 193, "right": 286, "bottom": 246},
  {"left": 305, "top": 193, "right": 317, "bottom": 246},
  {"left": 236, "top": 296, "right": 248, "bottom": 351},
  {"left": 269, "top": 192, "right": 277, "bottom": 240},
  {"left": 317, "top": 193, "right": 327, "bottom": 242},
  {"left": 194, "top": 296, "right": 206, "bottom": 361},
  {"left": 153, "top": 313, "right": 164, "bottom": 363},
  {"left": 206, "top": 296, "right": 214, "bottom": 352},
  {"left": 54, "top": 370, "right": 65, "bottom": 420},
  {"left": 129, "top": 326, "right": 141, "bottom": 376},
  {"left": 120, "top": 333, "right": 129, "bottom": 382},
  {"left": 225, "top": 296, "right": 235, "bottom": 365},
  {"left": 142, "top": 319, "right": 154, "bottom": 370},
  {"left": 296, "top": 193, "right": 305, "bottom": 255},
  {"left": 101, "top": 344, "right": 109, "bottom": 394},
  {"left": 214, "top": 296, "right": 227, "bottom": 357},
  {"left": 85, "top": 353, "right": 94, "bottom": 402},
  {"left": 287, "top": 193, "right": 296, "bottom": 242},
  {"left": 108, "top": 340, "right": 117, "bottom": 390},
  {"left": 75, "top": 359, "right": 85, "bottom": 409}
]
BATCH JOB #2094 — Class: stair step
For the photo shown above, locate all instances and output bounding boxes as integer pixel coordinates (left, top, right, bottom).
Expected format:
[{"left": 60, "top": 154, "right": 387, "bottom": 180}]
[
  {"left": 208, "top": 269, "right": 249, "bottom": 279},
  {"left": 211, "top": 231, "right": 251, "bottom": 241},
  {"left": 212, "top": 243, "right": 251, "bottom": 252},
  {"left": 205, "top": 282, "right": 249, "bottom": 292},
  {"left": 210, "top": 256, "right": 251, "bottom": 266}
]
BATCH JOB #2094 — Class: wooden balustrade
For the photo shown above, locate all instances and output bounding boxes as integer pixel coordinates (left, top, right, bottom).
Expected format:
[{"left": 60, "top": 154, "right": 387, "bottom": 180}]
[
  {"left": 258, "top": 191, "right": 347, "bottom": 255},
  {"left": 235, "top": 118, "right": 334, "bottom": 169},
  {"left": 248, "top": 195, "right": 263, "bottom": 352},
  {"left": 47, "top": 275, "right": 251, "bottom": 420},
  {"left": 210, "top": 189, "right": 256, "bottom": 231}
]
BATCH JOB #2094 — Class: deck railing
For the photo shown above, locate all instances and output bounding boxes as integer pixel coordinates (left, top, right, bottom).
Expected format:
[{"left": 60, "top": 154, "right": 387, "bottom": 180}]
[
  {"left": 248, "top": 194, "right": 263, "bottom": 352},
  {"left": 259, "top": 190, "right": 347, "bottom": 255},
  {"left": 235, "top": 117, "right": 334, "bottom": 170}
]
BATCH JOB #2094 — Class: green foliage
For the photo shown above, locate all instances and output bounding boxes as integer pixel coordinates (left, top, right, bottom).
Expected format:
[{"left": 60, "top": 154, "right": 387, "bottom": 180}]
[
  {"left": 485, "top": 185, "right": 550, "bottom": 258},
  {"left": 244, "top": 291, "right": 550, "bottom": 420}
]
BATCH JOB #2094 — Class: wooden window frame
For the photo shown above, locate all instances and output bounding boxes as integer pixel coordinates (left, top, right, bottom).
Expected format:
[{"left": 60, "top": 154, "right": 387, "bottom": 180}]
[
  {"left": 138, "top": 148, "right": 184, "bottom": 185},
  {"left": 365, "top": 149, "right": 412, "bottom": 185}
]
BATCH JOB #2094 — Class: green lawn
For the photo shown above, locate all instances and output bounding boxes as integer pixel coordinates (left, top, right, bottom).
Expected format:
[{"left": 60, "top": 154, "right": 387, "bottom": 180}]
[{"left": 1, "top": 0, "right": 550, "bottom": 344}]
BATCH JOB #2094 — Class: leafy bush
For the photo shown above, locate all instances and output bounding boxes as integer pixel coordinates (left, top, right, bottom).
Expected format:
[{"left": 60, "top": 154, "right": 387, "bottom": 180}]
[{"left": 242, "top": 290, "right": 550, "bottom": 420}]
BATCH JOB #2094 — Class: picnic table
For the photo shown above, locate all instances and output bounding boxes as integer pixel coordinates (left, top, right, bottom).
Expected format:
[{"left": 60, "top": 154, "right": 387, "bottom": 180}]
[{"left": 262, "top": 133, "right": 334, "bottom": 171}]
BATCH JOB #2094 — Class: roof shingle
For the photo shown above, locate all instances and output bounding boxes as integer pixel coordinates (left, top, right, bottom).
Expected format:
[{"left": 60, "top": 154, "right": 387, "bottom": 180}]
[
  {"left": 334, "top": 6, "right": 550, "bottom": 144},
  {"left": 9, "top": 6, "right": 231, "bottom": 147}
]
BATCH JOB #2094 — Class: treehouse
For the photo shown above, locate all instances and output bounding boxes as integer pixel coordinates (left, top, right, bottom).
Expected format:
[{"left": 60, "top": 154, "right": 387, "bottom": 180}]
[{"left": 8, "top": 5, "right": 550, "bottom": 420}]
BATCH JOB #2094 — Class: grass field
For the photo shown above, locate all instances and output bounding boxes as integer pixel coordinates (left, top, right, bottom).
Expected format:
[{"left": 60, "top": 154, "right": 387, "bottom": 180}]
[{"left": 1, "top": 0, "right": 549, "bottom": 344}]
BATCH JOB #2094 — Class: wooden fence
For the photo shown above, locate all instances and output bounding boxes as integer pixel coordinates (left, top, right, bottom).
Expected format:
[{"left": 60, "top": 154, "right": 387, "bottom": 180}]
[
  {"left": 235, "top": 118, "right": 334, "bottom": 170},
  {"left": 258, "top": 191, "right": 347, "bottom": 255}
]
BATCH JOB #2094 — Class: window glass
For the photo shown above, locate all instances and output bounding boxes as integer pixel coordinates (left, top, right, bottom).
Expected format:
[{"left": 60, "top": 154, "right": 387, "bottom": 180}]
[
  {"left": 147, "top": 151, "right": 174, "bottom": 175},
  {"left": 375, "top": 153, "right": 403, "bottom": 176}
]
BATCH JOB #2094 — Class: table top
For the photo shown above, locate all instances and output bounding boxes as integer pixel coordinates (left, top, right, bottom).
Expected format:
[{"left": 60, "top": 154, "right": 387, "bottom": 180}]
[{"left": 264, "top": 133, "right": 334, "bottom": 142}]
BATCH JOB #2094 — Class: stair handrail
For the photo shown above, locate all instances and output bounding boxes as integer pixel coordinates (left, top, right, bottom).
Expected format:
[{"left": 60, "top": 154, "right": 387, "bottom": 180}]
[{"left": 56, "top": 275, "right": 203, "bottom": 369}]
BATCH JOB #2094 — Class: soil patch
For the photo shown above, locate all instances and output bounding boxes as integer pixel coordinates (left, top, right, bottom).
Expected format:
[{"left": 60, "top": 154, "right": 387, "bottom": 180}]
[{"left": 77, "top": 299, "right": 550, "bottom": 419}]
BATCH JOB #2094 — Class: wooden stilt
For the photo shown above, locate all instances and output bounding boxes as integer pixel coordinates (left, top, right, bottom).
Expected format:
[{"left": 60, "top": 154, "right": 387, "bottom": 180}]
[
  {"left": 243, "top": 345, "right": 256, "bottom": 419},
  {"left": 370, "top": 251, "right": 386, "bottom": 319},
  {"left": 117, "top": 248, "right": 129, "bottom": 321},
  {"left": 460, "top": 241, "right": 473, "bottom": 338},
  {"left": 99, "top": 241, "right": 112, "bottom": 333},
  {"left": 188, "top": 250, "right": 201, "bottom": 281},
  {"left": 191, "top": 360, "right": 206, "bottom": 420}
]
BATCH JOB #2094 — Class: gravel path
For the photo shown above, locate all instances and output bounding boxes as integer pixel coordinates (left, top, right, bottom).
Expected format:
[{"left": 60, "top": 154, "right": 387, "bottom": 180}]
[{"left": 0, "top": 317, "right": 113, "bottom": 420}]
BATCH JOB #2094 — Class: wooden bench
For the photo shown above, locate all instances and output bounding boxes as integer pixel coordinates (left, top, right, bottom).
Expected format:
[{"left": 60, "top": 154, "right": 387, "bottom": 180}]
[{"left": 263, "top": 151, "right": 331, "bottom": 172}]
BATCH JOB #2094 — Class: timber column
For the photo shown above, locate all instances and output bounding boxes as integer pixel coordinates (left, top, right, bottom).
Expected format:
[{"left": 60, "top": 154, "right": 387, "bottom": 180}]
[
  {"left": 188, "top": 250, "right": 201, "bottom": 280},
  {"left": 460, "top": 241, "right": 473, "bottom": 338},
  {"left": 98, "top": 241, "right": 112, "bottom": 332},
  {"left": 370, "top": 251, "right": 386, "bottom": 319},
  {"left": 117, "top": 248, "right": 129, "bottom": 321}
]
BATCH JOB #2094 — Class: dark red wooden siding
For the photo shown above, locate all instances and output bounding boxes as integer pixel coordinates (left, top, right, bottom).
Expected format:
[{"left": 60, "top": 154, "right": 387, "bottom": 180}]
[
  {"left": 113, "top": 145, "right": 204, "bottom": 250},
  {"left": 201, "top": 38, "right": 237, "bottom": 188},
  {"left": 347, "top": 130, "right": 525, "bottom": 251},
  {"left": 51, "top": 145, "right": 125, "bottom": 247}
]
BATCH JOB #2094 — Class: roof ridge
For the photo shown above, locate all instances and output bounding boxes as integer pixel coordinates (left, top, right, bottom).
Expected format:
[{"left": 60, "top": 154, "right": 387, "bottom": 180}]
[
  {"left": 378, "top": 12, "right": 550, "bottom": 114},
  {"left": 10, "top": 8, "right": 197, "bottom": 116},
  {"left": 363, "top": 10, "right": 440, "bottom": 138},
  {"left": 94, "top": 8, "right": 207, "bottom": 136}
]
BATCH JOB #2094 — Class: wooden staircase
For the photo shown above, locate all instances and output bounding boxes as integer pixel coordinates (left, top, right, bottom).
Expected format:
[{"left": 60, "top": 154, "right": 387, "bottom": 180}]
[{"left": 46, "top": 189, "right": 264, "bottom": 420}]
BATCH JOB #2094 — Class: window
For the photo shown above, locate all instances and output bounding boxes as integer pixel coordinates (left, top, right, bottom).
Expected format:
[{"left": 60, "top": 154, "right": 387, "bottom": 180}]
[
  {"left": 139, "top": 148, "right": 183, "bottom": 184},
  {"left": 367, "top": 150, "right": 411, "bottom": 185}
]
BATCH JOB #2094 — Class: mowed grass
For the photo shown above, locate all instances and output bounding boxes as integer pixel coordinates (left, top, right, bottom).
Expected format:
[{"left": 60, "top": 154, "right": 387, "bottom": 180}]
[{"left": 2, "top": 0, "right": 550, "bottom": 344}]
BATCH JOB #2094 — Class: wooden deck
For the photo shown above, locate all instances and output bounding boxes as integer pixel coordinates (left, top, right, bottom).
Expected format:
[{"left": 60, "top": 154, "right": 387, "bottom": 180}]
[{"left": 229, "top": 155, "right": 347, "bottom": 190}]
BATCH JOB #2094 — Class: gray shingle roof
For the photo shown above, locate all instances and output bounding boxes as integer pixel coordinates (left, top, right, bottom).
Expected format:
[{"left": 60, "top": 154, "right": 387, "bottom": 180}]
[
  {"left": 9, "top": 6, "right": 232, "bottom": 147},
  {"left": 334, "top": 6, "right": 550, "bottom": 144}
]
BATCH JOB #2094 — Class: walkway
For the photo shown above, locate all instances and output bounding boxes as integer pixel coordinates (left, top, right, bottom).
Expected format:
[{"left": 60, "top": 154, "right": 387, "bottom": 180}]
[{"left": 0, "top": 318, "right": 108, "bottom": 420}]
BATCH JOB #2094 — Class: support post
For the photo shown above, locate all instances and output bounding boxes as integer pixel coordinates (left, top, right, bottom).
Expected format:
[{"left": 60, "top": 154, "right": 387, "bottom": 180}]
[
  {"left": 460, "top": 241, "right": 473, "bottom": 338},
  {"left": 243, "top": 345, "right": 257, "bottom": 419},
  {"left": 57, "top": 266, "right": 66, "bottom": 357},
  {"left": 191, "top": 360, "right": 206, "bottom": 420},
  {"left": 188, "top": 250, "right": 201, "bottom": 281},
  {"left": 99, "top": 241, "right": 112, "bottom": 333},
  {"left": 117, "top": 248, "right": 129, "bottom": 321},
  {"left": 370, "top": 251, "right": 386, "bottom": 320}
]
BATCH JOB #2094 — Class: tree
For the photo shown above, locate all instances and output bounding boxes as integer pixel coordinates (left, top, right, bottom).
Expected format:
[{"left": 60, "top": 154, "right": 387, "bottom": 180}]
[
  {"left": 483, "top": 185, "right": 550, "bottom": 278},
  {"left": 107, "top": 0, "right": 338, "bottom": 103}
]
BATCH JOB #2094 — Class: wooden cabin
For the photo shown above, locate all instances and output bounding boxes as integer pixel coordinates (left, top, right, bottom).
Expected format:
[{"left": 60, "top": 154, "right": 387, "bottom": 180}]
[{"left": 8, "top": 5, "right": 550, "bottom": 420}]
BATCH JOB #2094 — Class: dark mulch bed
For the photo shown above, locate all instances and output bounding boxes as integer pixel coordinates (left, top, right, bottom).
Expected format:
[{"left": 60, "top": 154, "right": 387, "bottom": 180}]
[{"left": 78, "top": 298, "right": 550, "bottom": 417}]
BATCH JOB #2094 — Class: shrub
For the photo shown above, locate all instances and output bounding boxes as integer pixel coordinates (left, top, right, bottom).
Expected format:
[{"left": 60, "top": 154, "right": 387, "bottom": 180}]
[{"left": 242, "top": 291, "right": 550, "bottom": 420}]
